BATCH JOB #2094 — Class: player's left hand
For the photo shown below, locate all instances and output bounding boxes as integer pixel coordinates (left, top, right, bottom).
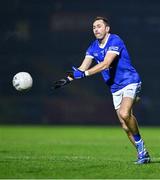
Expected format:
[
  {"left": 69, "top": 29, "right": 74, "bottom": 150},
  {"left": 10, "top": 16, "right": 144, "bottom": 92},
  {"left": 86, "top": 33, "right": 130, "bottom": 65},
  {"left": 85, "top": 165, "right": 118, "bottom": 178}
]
[{"left": 67, "top": 66, "right": 85, "bottom": 79}]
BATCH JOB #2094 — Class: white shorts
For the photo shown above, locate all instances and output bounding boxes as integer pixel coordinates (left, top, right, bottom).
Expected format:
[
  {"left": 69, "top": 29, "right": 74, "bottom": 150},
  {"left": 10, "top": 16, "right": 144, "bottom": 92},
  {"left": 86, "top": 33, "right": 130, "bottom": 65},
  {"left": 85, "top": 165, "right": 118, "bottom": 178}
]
[{"left": 112, "top": 83, "right": 141, "bottom": 110}]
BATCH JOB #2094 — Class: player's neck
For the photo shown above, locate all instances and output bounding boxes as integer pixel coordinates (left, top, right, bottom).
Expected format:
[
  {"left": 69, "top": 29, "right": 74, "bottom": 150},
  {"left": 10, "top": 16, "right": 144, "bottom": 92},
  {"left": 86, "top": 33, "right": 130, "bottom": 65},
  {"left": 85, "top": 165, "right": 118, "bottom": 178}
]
[
  {"left": 99, "top": 33, "right": 109, "bottom": 46},
  {"left": 98, "top": 33, "right": 110, "bottom": 48}
]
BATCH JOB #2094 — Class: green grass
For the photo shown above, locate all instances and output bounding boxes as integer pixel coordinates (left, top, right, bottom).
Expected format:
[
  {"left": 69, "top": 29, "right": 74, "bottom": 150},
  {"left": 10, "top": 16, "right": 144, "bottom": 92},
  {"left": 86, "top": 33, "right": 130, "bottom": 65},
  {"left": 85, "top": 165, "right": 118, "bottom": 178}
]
[{"left": 0, "top": 126, "right": 160, "bottom": 179}]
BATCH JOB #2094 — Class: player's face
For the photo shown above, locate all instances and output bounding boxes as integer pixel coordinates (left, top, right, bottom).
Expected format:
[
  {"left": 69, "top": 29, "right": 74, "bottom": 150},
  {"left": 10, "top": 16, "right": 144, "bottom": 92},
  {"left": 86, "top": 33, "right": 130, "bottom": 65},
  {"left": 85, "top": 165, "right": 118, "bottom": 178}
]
[{"left": 93, "top": 20, "right": 109, "bottom": 40}]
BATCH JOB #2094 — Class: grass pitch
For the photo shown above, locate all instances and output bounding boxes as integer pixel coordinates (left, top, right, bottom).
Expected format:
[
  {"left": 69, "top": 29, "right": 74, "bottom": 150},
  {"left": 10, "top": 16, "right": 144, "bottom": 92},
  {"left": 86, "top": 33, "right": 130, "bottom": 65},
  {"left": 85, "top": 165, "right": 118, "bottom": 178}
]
[{"left": 0, "top": 126, "right": 160, "bottom": 179}]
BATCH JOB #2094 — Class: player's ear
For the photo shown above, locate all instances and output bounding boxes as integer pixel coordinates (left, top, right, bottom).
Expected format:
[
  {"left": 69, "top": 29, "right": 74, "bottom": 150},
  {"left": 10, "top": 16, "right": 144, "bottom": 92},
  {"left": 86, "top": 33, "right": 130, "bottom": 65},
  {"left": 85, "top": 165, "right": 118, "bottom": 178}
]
[{"left": 106, "top": 26, "right": 110, "bottom": 33}]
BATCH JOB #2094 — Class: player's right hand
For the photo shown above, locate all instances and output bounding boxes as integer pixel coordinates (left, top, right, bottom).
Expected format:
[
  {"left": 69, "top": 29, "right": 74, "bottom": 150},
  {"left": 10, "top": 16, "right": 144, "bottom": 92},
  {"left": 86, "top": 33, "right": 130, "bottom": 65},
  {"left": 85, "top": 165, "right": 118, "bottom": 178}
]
[{"left": 53, "top": 77, "right": 71, "bottom": 89}]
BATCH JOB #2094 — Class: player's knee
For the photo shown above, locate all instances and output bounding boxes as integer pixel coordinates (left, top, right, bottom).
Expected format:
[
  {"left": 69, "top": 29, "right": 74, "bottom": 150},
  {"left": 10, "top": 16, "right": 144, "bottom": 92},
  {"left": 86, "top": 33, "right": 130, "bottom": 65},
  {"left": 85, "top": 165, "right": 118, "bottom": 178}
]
[{"left": 119, "top": 110, "right": 130, "bottom": 122}]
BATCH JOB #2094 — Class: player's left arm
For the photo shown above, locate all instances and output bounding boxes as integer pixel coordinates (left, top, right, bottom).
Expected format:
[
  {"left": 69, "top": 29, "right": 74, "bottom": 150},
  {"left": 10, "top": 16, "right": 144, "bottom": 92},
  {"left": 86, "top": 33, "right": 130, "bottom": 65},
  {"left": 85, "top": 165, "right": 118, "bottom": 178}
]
[
  {"left": 53, "top": 53, "right": 117, "bottom": 89},
  {"left": 69, "top": 52, "right": 118, "bottom": 79},
  {"left": 70, "top": 37, "right": 122, "bottom": 78},
  {"left": 85, "top": 52, "right": 118, "bottom": 76}
]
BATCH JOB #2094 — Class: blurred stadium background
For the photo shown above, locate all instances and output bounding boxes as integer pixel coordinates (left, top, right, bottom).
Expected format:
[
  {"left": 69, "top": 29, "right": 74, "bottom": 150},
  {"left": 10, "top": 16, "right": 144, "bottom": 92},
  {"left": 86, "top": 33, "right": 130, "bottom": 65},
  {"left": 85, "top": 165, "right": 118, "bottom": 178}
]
[{"left": 0, "top": 0, "right": 159, "bottom": 125}]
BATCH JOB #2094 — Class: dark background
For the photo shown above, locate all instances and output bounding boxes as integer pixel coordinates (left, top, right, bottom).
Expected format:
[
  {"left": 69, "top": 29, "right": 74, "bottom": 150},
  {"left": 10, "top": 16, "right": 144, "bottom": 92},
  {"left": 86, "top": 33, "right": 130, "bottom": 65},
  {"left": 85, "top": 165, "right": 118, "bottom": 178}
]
[{"left": 0, "top": 0, "right": 159, "bottom": 125}]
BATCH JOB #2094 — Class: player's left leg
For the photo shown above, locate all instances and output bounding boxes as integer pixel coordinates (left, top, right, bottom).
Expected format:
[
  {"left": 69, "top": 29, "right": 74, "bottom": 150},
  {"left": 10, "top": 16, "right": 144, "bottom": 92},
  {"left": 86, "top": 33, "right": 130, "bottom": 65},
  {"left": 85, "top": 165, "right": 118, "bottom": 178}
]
[
  {"left": 113, "top": 83, "right": 150, "bottom": 164},
  {"left": 112, "top": 86, "right": 136, "bottom": 147},
  {"left": 116, "top": 110, "right": 135, "bottom": 147},
  {"left": 117, "top": 96, "right": 150, "bottom": 164}
]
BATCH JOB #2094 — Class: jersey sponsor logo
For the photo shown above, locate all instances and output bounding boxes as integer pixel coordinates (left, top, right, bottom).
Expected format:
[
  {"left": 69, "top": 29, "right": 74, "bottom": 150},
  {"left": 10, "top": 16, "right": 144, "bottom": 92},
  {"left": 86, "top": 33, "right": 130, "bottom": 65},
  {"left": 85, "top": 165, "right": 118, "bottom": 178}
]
[
  {"left": 108, "top": 46, "right": 119, "bottom": 51},
  {"left": 93, "top": 51, "right": 105, "bottom": 57},
  {"left": 93, "top": 52, "right": 98, "bottom": 57}
]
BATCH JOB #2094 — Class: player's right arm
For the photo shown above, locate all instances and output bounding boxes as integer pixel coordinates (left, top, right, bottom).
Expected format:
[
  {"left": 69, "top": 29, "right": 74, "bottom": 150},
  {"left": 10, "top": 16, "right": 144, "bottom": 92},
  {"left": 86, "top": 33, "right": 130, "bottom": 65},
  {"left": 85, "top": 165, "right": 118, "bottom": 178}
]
[
  {"left": 53, "top": 56, "right": 93, "bottom": 89},
  {"left": 78, "top": 56, "right": 93, "bottom": 71}
]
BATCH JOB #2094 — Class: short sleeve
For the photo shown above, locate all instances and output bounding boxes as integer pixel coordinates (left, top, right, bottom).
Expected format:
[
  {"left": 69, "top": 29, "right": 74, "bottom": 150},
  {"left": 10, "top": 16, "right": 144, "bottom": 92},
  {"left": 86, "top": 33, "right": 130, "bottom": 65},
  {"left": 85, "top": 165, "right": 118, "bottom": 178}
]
[
  {"left": 107, "top": 36, "right": 123, "bottom": 55},
  {"left": 85, "top": 45, "right": 94, "bottom": 59}
]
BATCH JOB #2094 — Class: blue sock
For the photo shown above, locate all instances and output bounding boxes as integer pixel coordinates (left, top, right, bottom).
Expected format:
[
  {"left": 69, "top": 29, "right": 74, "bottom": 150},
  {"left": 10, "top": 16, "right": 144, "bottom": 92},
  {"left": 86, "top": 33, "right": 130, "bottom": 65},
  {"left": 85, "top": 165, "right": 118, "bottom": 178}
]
[{"left": 133, "top": 133, "right": 141, "bottom": 142}]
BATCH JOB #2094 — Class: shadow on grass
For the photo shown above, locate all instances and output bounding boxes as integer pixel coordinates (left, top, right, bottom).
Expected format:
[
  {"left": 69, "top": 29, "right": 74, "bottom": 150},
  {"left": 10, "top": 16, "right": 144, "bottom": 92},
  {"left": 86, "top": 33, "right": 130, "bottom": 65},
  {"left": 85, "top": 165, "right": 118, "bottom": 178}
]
[{"left": 150, "top": 159, "right": 160, "bottom": 164}]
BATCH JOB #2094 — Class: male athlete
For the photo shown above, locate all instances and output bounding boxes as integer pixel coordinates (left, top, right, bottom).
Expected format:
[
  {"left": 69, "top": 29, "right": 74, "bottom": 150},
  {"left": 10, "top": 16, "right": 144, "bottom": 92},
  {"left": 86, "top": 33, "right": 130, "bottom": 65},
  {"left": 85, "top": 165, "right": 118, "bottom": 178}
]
[{"left": 53, "top": 16, "right": 150, "bottom": 164}]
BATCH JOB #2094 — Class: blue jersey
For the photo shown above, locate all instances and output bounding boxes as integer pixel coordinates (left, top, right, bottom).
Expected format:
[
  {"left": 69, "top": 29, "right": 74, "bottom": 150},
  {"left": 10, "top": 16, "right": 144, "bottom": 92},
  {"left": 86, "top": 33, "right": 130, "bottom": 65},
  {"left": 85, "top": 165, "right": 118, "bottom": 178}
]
[{"left": 86, "top": 34, "right": 141, "bottom": 93}]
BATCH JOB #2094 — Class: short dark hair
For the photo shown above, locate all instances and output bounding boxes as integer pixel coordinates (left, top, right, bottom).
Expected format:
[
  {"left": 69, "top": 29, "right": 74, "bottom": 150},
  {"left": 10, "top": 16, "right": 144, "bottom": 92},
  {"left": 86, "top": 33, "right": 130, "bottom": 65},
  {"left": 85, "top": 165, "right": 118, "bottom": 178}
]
[{"left": 93, "top": 16, "right": 110, "bottom": 26}]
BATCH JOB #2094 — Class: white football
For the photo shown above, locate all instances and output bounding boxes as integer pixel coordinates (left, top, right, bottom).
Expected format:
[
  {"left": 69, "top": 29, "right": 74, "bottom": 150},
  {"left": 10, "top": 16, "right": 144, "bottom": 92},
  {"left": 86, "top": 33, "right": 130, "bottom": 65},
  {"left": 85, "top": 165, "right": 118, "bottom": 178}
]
[{"left": 12, "top": 72, "right": 33, "bottom": 91}]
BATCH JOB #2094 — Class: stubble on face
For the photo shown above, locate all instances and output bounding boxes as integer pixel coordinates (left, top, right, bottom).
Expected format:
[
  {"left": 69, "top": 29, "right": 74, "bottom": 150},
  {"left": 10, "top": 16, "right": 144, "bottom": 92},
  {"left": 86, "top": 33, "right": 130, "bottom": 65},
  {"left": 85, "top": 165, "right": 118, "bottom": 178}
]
[{"left": 93, "top": 20, "right": 109, "bottom": 42}]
